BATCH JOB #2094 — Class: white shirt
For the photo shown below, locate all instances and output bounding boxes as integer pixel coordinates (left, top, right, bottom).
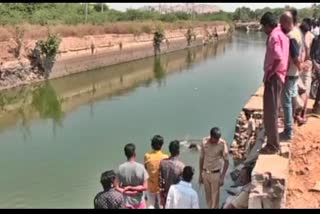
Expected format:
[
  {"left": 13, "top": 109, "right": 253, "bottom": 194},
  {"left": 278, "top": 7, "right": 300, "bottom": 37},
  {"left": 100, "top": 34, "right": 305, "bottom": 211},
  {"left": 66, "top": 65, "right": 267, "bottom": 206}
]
[
  {"left": 312, "top": 26, "right": 320, "bottom": 36},
  {"left": 165, "top": 180, "right": 199, "bottom": 209}
]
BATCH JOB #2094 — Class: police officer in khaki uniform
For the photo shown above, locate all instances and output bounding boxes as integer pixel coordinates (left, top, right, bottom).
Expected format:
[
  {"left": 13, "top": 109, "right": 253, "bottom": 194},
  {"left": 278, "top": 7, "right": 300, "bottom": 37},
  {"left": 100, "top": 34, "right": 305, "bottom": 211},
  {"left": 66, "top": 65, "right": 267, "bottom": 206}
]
[{"left": 199, "top": 127, "right": 229, "bottom": 208}]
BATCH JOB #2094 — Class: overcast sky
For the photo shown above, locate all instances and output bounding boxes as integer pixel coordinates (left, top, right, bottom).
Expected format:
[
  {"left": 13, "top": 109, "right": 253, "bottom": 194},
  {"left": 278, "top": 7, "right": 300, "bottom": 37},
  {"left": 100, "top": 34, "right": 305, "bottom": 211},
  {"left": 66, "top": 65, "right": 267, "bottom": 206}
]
[{"left": 106, "top": 3, "right": 315, "bottom": 12}]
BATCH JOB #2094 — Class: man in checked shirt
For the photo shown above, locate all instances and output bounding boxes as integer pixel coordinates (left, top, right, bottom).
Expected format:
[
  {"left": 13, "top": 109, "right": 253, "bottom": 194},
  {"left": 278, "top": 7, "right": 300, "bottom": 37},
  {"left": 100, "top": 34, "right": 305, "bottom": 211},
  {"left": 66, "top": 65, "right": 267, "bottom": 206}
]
[
  {"left": 159, "top": 140, "right": 185, "bottom": 208},
  {"left": 94, "top": 170, "right": 125, "bottom": 209}
]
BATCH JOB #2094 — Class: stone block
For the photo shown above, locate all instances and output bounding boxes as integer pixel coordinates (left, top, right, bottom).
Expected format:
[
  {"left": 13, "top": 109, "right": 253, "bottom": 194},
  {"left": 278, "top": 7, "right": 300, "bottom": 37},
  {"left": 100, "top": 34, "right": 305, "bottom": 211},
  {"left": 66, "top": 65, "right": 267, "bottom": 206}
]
[
  {"left": 280, "top": 143, "right": 291, "bottom": 159},
  {"left": 243, "top": 96, "right": 263, "bottom": 112},
  {"left": 252, "top": 154, "right": 289, "bottom": 181},
  {"left": 262, "top": 197, "right": 273, "bottom": 209},
  {"left": 248, "top": 194, "right": 263, "bottom": 208}
]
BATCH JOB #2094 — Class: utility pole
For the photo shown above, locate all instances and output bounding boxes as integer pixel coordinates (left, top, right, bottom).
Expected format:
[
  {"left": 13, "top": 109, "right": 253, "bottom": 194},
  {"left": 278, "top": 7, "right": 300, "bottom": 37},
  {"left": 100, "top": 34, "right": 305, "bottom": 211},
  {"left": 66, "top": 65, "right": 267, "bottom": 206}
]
[{"left": 101, "top": 3, "right": 104, "bottom": 13}]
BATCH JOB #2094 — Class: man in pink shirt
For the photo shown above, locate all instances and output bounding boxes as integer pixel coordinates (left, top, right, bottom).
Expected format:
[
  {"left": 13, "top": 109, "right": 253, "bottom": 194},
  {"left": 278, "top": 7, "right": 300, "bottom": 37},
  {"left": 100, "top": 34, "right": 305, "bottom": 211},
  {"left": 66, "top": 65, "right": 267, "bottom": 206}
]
[{"left": 260, "top": 12, "right": 290, "bottom": 154}]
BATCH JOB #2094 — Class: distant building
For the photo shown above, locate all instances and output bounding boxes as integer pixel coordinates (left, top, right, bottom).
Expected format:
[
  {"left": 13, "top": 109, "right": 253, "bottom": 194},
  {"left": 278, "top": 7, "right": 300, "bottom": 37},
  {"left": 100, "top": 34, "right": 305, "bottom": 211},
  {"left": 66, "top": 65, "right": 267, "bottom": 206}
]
[{"left": 140, "top": 4, "right": 221, "bottom": 15}]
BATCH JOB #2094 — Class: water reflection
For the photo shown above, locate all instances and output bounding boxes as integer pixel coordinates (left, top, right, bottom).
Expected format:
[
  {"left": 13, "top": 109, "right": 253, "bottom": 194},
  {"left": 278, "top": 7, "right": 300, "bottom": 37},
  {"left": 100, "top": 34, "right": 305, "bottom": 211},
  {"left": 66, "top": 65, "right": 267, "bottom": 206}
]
[
  {"left": 185, "top": 49, "right": 195, "bottom": 69},
  {"left": 18, "top": 107, "right": 31, "bottom": 142},
  {"left": 31, "top": 82, "right": 64, "bottom": 125},
  {"left": 153, "top": 56, "right": 166, "bottom": 87},
  {"left": 0, "top": 39, "right": 232, "bottom": 137},
  {"left": 234, "top": 31, "right": 266, "bottom": 48}
]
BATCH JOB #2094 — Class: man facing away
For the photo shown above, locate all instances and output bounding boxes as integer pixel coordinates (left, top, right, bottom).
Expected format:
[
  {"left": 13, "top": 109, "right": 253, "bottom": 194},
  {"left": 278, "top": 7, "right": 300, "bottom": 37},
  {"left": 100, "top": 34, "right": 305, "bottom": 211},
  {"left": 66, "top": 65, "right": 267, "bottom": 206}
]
[
  {"left": 296, "top": 18, "right": 314, "bottom": 125},
  {"left": 165, "top": 166, "right": 199, "bottom": 209},
  {"left": 115, "top": 143, "right": 149, "bottom": 209},
  {"left": 144, "top": 135, "right": 169, "bottom": 209},
  {"left": 94, "top": 170, "right": 125, "bottom": 209},
  {"left": 159, "top": 140, "right": 185, "bottom": 208},
  {"left": 199, "top": 127, "right": 229, "bottom": 208},
  {"left": 279, "top": 10, "right": 306, "bottom": 141},
  {"left": 259, "top": 12, "right": 290, "bottom": 154}
]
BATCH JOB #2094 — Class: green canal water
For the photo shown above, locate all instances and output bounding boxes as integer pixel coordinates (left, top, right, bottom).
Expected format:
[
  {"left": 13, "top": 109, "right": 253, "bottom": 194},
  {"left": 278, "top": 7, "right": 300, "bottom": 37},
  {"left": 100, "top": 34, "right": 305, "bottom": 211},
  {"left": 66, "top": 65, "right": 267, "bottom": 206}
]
[{"left": 0, "top": 31, "right": 266, "bottom": 208}]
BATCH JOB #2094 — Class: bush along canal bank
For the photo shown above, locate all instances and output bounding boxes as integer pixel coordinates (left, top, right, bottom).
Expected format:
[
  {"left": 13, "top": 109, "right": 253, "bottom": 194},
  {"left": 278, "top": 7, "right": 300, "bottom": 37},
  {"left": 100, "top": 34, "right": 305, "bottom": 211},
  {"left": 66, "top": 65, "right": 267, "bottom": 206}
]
[
  {"left": 0, "top": 22, "right": 232, "bottom": 91},
  {"left": 228, "top": 86, "right": 319, "bottom": 209}
]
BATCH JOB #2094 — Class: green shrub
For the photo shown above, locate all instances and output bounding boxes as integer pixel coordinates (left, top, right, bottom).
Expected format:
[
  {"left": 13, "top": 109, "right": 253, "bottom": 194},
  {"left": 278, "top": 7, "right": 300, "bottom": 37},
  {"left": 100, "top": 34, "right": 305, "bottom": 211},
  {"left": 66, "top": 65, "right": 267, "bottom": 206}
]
[
  {"left": 160, "top": 14, "right": 178, "bottom": 22},
  {"left": 37, "top": 34, "right": 61, "bottom": 57}
]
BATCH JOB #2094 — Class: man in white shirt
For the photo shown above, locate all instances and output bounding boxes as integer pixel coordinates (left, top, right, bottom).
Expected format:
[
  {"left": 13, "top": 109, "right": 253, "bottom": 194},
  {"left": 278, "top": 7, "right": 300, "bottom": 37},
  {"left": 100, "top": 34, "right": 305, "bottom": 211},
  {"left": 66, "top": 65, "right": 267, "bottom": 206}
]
[
  {"left": 165, "top": 166, "right": 199, "bottom": 209},
  {"left": 311, "top": 21, "right": 320, "bottom": 36}
]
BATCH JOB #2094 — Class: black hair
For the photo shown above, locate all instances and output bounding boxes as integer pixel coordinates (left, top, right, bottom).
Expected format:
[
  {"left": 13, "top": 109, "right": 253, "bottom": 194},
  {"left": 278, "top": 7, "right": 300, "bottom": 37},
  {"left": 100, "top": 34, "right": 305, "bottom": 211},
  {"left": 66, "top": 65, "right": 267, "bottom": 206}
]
[
  {"left": 289, "top": 8, "right": 298, "bottom": 25},
  {"left": 300, "top": 19, "right": 311, "bottom": 34},
  {"left": 169, "top": 140, "right": 180, "bottom": 157},
  {"left": 124, "top": 143, "right": 136, "bottom": 159},
  {"left": 182, "top": 166, "right": 194, "bottom": 182},
  {"left": 260, "top": 12, "right": 278, "bottom": 28},
  {"left": 210, "top": 127, "right": 221, "bottom": 140},
  {"left": 151, "top": 135, "right": 164, "bottom": 151},
  {"left": 303, "top": 18, "right": 312, "bottom": 27},
  {"left": 100, "top": 170, "right": 116, "bottom": 190}
]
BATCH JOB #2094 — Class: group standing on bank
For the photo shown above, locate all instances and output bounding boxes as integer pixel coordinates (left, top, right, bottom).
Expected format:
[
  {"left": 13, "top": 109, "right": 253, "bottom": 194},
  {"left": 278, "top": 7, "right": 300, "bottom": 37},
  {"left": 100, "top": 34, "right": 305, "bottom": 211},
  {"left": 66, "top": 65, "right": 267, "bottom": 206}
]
[
  {"left": 260, "top": 10, "right": 320, "bottom": 154},
  {"left": 93, "top": 9, "right": 320, "bottom": 209}
]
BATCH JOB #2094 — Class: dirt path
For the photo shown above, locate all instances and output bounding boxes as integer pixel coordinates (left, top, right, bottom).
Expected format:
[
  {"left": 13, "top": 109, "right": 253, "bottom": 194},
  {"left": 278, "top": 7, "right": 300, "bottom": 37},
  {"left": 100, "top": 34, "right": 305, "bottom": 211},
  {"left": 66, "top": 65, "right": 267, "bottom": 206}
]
[{"left": 286, "top": 113, "right": 320, "bottom": 208}]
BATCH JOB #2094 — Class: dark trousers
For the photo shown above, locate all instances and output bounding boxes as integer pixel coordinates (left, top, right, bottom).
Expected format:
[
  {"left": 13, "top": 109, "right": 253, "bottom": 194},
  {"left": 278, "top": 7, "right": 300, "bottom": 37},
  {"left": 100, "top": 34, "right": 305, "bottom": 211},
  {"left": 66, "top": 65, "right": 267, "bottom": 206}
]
[
  {"left": 263, "top": 74, "right": 283, "bottom": 149},
  {"left": 316, "top": 85, "right": 320, "bottom": 105},
  {"left": 313, "top": 71, "right": 320, "bottom": 112},
  {"left": 315, "top": 74, "right": 320, "bottom": 105}
]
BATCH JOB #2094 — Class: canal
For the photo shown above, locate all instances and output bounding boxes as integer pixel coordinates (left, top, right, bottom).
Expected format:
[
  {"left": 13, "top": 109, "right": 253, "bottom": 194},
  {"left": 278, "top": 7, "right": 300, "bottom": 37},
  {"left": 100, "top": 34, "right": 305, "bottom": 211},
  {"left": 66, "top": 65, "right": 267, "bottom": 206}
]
[{"left": 0, "top": 31, "right": 266, "bottom": 208}]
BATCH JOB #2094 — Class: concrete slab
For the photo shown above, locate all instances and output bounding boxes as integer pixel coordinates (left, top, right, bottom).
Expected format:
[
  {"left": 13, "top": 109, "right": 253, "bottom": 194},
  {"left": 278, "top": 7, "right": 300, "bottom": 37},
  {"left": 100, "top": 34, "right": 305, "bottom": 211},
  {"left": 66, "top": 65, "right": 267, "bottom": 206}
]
[
  {"left": 243, "top": 96, "right": 263, "bottom": 112},
  {"left": 253, "top": 86, "right": 264, "bottom": 97},
  {"left": 252, "top": 154, "right": 289, "bottom": 181}
]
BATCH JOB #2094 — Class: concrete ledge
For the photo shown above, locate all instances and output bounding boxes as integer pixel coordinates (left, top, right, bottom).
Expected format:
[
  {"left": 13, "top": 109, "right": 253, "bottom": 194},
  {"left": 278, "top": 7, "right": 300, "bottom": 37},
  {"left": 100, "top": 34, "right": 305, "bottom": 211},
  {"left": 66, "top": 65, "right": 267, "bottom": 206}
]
[
  {"left": 243, "top": 86, "right": 290, "bottom": 209},
  {"left": 243, "top": 86, "right": 263, "bottom": 112},
  {"left": 232, "top": 85, "right": 292, "bottom": 209}
]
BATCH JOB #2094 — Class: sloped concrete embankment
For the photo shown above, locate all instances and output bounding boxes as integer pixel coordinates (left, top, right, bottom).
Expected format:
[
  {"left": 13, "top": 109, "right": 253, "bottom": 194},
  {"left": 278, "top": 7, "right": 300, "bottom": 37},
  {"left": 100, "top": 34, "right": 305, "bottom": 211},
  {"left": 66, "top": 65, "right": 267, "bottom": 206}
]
[
  {"left": 230, "top": 86, "right": 291, "bottom": 209},
  {"left": 0, "top": 24, "right": 231, "bottom": 91}
]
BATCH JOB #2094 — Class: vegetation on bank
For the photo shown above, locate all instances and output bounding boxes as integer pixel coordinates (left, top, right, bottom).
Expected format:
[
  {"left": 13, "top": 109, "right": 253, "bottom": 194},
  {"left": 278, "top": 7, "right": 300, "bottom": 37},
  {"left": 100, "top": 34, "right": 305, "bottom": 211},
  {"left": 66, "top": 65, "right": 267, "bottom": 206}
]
[
  {"left": 0, "top": 3, "right": 227, "bottom": 42},
  {"left": 0, "top": 3, "right": 319, "bottom": 42},
  {"left": 0, "top": 3, "right": 319, "bottom": 26},
  {"left": 232, "top": 4, "right": 320, "bottom": 22},
  {"left": 0, "top": 3, "right": 233, "bottom": 25}
]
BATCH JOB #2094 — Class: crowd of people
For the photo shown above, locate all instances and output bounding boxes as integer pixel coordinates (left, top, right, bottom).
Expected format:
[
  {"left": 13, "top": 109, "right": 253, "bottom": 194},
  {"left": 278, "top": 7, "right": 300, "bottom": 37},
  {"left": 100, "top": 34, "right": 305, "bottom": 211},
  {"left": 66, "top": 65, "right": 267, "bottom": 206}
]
[
  {"left": 92, "top": 8, "right": 320, "bottom": 209},
  {"left": 93, "top": 127, "right": 243, "bottom": 209},
  {"left": 260, "top": 9, "right": 320, "bottom": 155}
]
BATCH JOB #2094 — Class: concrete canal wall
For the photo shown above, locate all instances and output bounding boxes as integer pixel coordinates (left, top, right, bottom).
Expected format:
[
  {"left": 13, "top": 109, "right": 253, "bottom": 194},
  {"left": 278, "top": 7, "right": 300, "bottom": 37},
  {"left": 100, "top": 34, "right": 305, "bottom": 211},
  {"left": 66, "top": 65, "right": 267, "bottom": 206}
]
[
  {"left": 0, "top": 24, "right": 231, "bottom": 91},
  {"left": 230, "top": 86, "right": 315, "bottom": 209},
  {"left": 230, "top": 86, "right": 288, "bottom": 208}
]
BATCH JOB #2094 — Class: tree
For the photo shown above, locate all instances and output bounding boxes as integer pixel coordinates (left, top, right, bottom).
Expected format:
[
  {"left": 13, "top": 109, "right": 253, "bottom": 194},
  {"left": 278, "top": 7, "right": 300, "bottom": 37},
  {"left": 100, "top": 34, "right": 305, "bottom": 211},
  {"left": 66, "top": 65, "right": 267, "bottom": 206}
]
[
  {"left": 254, "top": 7, "right": 271, "bottom": 21},
  {"left": 311, "top": 3, "right": 320, "bottom": 19},
  {"left": 233, "top": 7, "right": 252, "bottom": 22},
  {"left": 93, "top": 3, "right": 108, "bottom": 12}
]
